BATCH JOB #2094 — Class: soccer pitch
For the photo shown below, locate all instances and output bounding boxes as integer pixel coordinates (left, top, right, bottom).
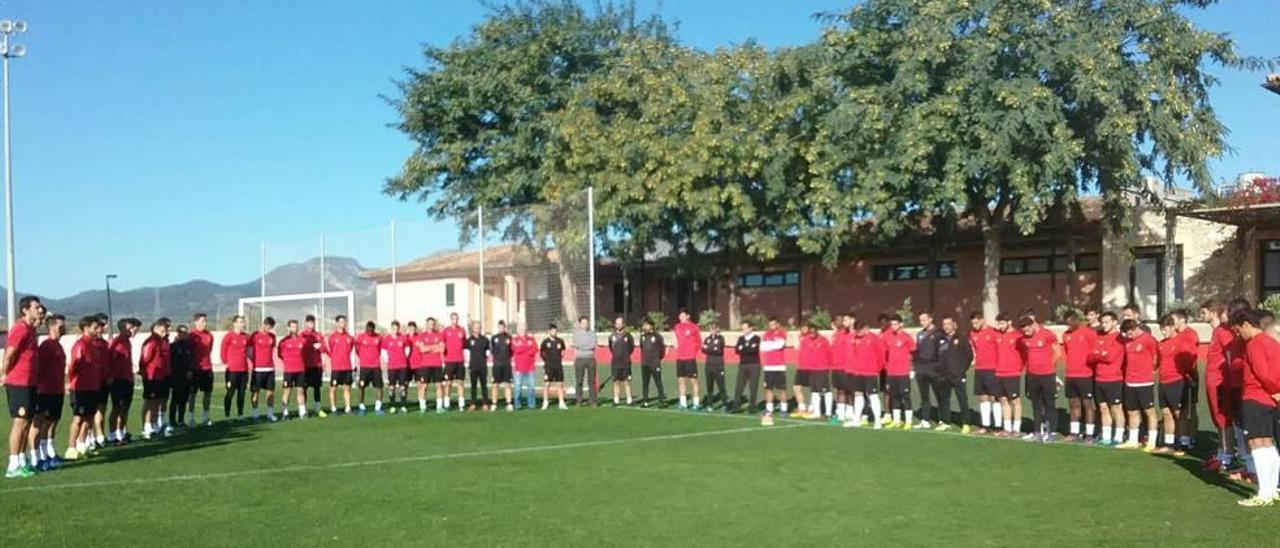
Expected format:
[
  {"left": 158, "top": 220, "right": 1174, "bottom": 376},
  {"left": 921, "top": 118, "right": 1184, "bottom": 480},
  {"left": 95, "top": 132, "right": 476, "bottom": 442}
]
[{"left": 0, "top": 366, "right": 1274, "bottom": 547}]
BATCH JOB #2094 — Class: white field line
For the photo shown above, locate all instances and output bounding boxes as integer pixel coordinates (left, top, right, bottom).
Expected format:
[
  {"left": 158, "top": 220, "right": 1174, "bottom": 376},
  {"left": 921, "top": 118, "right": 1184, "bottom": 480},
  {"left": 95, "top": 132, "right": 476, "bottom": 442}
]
[{"left": 0, "top": 422, "right": 813, "bottom": 494}]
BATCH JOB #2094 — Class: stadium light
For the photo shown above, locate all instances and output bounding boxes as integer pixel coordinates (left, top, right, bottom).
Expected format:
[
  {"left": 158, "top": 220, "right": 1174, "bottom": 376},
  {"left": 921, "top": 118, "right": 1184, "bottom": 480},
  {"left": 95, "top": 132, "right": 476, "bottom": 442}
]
[
  {"left": 105, "top": 274, "right": 118, "bottom": 334},
  {"left": 0, "top": 20, "right": 25, "bottom": 325}
]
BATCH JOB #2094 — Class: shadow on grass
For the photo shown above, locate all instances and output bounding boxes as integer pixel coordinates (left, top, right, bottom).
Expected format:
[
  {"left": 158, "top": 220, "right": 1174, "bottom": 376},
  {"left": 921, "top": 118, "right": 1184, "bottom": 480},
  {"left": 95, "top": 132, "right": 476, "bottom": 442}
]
[{"left": 61, "top": 420, "right": 269, "bottom": 468}]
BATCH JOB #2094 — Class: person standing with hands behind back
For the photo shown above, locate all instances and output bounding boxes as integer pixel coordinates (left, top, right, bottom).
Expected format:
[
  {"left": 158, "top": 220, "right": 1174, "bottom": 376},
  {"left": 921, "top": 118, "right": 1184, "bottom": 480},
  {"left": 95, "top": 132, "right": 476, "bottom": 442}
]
[
  {"left": 571, "top": 316, "right": 598, "bottom": 408},
  {"left": 540, "top": 324, "right": 568, "bottom": 410}
]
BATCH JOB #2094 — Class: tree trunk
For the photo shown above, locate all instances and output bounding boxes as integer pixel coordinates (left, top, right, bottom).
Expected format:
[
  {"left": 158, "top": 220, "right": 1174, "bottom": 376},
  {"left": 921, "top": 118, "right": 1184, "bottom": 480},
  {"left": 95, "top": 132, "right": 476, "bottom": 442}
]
[
  {"left": 555, "top": 253, "right": 580, "bottom": 324},
  {"left": 1163, "top": 207, "right": 1177, "bottom": 314},
  {"left": 727, "top": 270, "right": 741, "bottom": 328},
  {"left": 982, "top": 225, "right": 1001, "bottom": 321},
  {"left": 1065, "top": 235, "right": 1077, "bottom": 307}
]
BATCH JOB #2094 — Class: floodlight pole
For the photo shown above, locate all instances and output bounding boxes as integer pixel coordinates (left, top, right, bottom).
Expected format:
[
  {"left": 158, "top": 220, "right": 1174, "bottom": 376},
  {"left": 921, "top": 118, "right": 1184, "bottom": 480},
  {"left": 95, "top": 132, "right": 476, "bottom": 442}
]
[
  {"left": 390, "top": 220, "right": 397, "bottom": 322},
  {"left": 587, "top": 186, "right": 596, "bottom": 330},
  {"left": 1, "top": 21, "right": 26, "bottom": 326},
  {"left": 478, "top": 205, "right": 485, "bottom": 331}
]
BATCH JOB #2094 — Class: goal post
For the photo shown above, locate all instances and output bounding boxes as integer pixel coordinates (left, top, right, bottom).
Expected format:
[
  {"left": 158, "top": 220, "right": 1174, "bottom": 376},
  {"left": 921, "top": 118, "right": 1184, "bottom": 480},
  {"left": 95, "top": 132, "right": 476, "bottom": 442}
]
[{"left": 238, "top": 290, "right": 355, "bottom": 333}]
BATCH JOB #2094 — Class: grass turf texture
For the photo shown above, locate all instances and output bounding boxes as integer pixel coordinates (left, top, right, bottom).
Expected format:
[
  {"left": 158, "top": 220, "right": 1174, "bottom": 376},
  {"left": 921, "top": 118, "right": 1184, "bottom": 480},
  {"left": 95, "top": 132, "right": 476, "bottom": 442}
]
[{"left": 0, "top": 364, "right": 1274, "bottom": 546}]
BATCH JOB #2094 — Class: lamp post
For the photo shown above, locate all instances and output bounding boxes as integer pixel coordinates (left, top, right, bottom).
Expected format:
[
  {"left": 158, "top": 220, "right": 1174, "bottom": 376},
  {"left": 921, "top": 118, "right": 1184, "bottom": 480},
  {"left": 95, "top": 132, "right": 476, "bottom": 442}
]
[
  {"left": 0, "top": 19, "right": 26, "bottom": 326},
  {"left": 105, "top": 274, "right": 118, "bottom": 334}
]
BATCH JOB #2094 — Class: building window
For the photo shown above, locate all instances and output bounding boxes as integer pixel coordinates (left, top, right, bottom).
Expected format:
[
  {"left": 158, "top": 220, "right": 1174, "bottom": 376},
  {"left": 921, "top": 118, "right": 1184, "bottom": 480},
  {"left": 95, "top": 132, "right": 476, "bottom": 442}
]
[
  {"left": 738, "top": 271, "right": 800, "bottom": 288},
  {"left": 1000, "top": 254, "right": 1101, "bottom": 275},
  {"left": 613, "top": 282, "right": 627, "bottom": 314},
  {"left": 1263, "top": 240, "right": 1280, "bottom": 300},
  {"left": 445, "top": 283, "right": 455, "bottom": 307},
  {"left": 871, "top": 262, "right": 957, "bottom": 282}
]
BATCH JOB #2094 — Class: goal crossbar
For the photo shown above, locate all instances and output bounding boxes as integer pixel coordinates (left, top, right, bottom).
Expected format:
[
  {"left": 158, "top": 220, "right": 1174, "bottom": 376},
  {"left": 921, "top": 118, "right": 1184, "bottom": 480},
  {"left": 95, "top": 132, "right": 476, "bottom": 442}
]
[{"left": 238, "top": 291, "right": 355, "bottom": 327}]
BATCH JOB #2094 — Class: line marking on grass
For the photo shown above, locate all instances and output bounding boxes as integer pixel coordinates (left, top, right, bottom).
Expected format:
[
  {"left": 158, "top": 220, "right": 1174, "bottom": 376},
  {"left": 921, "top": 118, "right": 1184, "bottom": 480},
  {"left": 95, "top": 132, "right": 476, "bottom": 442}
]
[{"left": 0, "top": 422, "right": 813, "bottom": 494}]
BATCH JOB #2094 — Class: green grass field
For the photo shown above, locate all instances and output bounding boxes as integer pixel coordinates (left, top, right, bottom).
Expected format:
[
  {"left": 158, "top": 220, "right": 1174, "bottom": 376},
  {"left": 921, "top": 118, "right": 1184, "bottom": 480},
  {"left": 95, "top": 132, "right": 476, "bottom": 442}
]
[{"left": 0, "top": 364, "right": 1274, "bottom": 546}]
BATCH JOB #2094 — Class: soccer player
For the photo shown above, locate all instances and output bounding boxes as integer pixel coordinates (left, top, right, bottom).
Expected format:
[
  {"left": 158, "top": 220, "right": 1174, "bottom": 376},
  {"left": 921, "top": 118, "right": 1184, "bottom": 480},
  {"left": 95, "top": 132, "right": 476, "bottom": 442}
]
[
  {"left": 326, "top": 315, "right": 355, "bottom": 415},
  {"left": 512, "top": 323, "right": 538, "bottom": 409},
  {"left": 66, "top": 316, "right": 105, "bottom": 460},
  {"left": 355, "top": 321, "right": 384, "bottom": 415},
  {"left": 732, "top": 321, "right": 761, "bottom": 414},
  {"left": 571, "top": 316, "right": 598, "bottom": 408},
  {"left": 1090, "top": 311, "right": 1126, "bottom": 446},
  {"left": 441, "top": 313, "right": 468, "bottom": 410},
  {"left": 760, "top": 317, "right": 789, "bottom": 420},
  {"left": 969, "top": 312, "right": 1001, "bottom": 434},
  {"left": 1170, "top": 309, "right": 1200, "bottom": 447},
  {"left": 221, "top": 315, "right": 252, "bottom": 420},
  {"left": 88, "top": 314, "right": 110, "bottom": 449},
  {"left": 993, "top": 313, "right": 1024, "bottom": 437},
  {"left": 846, "top": 318, "right": 886, "bottom": 429},
  {"left": 105, "top": 317, "right": 140, "bottom": 445},
  {"left": 796, "top": 321, "right": 832, "bottom": 421},
  {"left": 465, "top": 321, "right": 491, "bottom": 411},
  {"left": 168, "top": 325, "right": 194, "bottom": 428},
  {"left": 1154, "top": 315, "right": 1193, "bottom": 454},
  {"left": 277, "top": 320, "right": 309, "bottom": 419},
  {"left": 187, "top": 313, "right": 216, "bottom": 426},
  {"left": 1118, "top": 319, "right": 1159, "bottom": 451},
  {"left": 416, "top": 318, "right": 445, "bottom": 413},
  {"left": 830, "top": 314, "right": 853, "bottom": 423},
  {"left": 639, "top": 319, "right": 666, "bottom": 407},
  {"left": 33, "top": 315, "right": 67, "bottom": 469},
  {"left": 608, "top": 316, "right": 634, "bottom": 407},
  {"left": 300, "top": 315, "right": 328, "bottom": 417},
  {"left": 249, "top": 317, "right": 279, "bottom": 422},
  {"left": 1018, "top": 315, "right": 1060, "bottom": 442},
  {"left": 1121, "top": 304, "right": 1149, "bottom": 331},
  {"left": 139, "top": 318, "right": 173, "bottom": 439},
  {"left": 1231, "top": 308, "right": 1280, "bottom": 507},
  {"left": 1201, "top": 300, "right": 1238, "bottom": 471},
  {"left": 1085, "top": 307, "right": 1101, "bottom": 330},
  {"left": 1060, "top": 310, "right": 1098, "bottom": 442},
  {"left": 935, "top": 315, "right": 972, "bottom": 433},
  {"left": 673, "top": 310, "right": 702, "bottom": 410},
  {"left": 489, "top": 320, "right": 515, "bottom": 411},
  {"left": 913, "top": 312, "right": 945, "bottom": 429},
  {"left": 381, "top": 320, "right": 411, "bottom": 414},
  {"left": 540, "top": 324, "right": 568, "bottom": 410},
  {"left": 702, "top": 323, "right": 727, "bottom": 412},
  {"left": 4, "top": 297, "right": 43, "bottom": 478},
  {"left": 882, "top": 314, "right": 915, "bottom": 429}
]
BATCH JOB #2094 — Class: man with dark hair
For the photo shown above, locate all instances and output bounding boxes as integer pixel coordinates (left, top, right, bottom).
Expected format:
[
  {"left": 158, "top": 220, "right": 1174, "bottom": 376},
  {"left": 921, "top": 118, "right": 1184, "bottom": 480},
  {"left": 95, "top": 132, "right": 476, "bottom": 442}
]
[
  {"left": 1200, "top": 300, "right": 1237, "bottom": 470},
  {"left": 442, "top": 313, "right": 468, "bottom": 410},
  {"left": 1118, "top": 319, "right": 1159, "bottom": 450},
  {"left": 733, "top": 320, "right": 761, "bottom": 414},
  {"left": 107, "top": 317, "right": 140, "bottom": 444},
  {"left": 221, "top": 315, "right": 252, "bottom": 421},
  {"left": 882, "top": 314, "right": 915, "bottom": 429},
  {"left": 187, "top": 312, "right": 216, "bottom": 426},
  {"left": 381, "top": 320, "right": 410, "bottom": 414},
  {"left": 1018, "top": 315, "right": 1060, "bottom": 442},
  {"left": 355, "top": 321, "right": 384, "bottom": 415},
  {"left": 608, "top": 316, "right": 634, "bottom": 407},
  {"left": 300, "top": 314, "right": 328, "bottom": 417},
  {"left": 33, "top": 314, "right": 66, "bottom": 469},
  {"left": 277, "top": 320, "right": 308, "bottom": 419},
  {"left": 1230, "top": 308, "right": 1280, "bottom": 507},
  {"left": 1154, "top": 314, "right": 1195, "bottom": 454},
  {"left": 416, "top": 317, "right": 445, "bottom": 413},
  {"left": 139, "top": 318, "right": 173, "bottom": 438},
  {"left": 1090, "top": 311, "right": 1126, "bottom": 446},
  {"left": 465, "top": 320, "right": 491, "bottom": 411},
  {"left": 326, "top": 315, "right": 355, "bottom": 415},
  {"left": 760, "top": 317, "right": 789, "bottom": 421},
  {"left": 639, "top": 320, "right": 666, "bottom": 408},
  {"left": 674, "top": 310, "right": 702, "bottom": 410},
  {"left": 168, "top": 325, "right": 194, "bottom": 429},
  {"left": 796, "top": 321, "right": 832, "bottom": 420},
  {"left": 249, "top": 317, "right": 278, "bottom": 422},
  {"left": 489, "top": 320, "right": 514, "bottom": 411},
  {"left": 1121, "top": 304, "right": 1151, "bottom": 333},
  {"left": 845, "top": 318, "right": 886, "bottom": 429},
  {"left": 1061, "top": 310, "right": 1098, "bottom": 442},
  {"left": 540, "top": 323, "right": 568, "bottom": 410},
  {"left": 969, "top": 311, "right": 1001, "bottom": 433},
  {"left": 702, "top": 323, "right": 728, "bottom": 412},
  {"left": 913, "top": 312, "right": 945, "bottom": 429},
  {"left": 831, "top": 314, "right": 855, "bottom": 423},
  {"left": 64, "top": 316, "right": 100, "bottom": 461},
  {"left": 934, "top": 315, "right": 972, "bottom": 433},
  {"left": 571, "top": 316, "right": 598, "bottom": 408}
]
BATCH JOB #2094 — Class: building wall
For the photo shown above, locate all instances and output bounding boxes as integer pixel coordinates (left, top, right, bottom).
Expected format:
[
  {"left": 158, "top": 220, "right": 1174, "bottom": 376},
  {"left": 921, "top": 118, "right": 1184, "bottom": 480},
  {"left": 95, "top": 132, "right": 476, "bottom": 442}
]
[{"left": 374, "top": 277, "right": 475, "bottom": 327}]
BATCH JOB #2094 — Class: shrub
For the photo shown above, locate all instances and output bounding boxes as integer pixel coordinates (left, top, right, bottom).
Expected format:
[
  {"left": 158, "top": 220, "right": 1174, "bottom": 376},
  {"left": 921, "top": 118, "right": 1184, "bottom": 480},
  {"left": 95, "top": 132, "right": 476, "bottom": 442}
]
[
  {"left": 804, "top": 307, "right": 833, "bottom": 330},
  {"left": 1261, "top": 294, "right": 1280, "bottom": 318},
  {"left": 1054, "top": 304, "right": 1084, "bottom": 323},
  {"left": 741, "top": 311, "right": 770, "bottom": 330},
  {"left": 895, "top": 297, "right": 917, "bottom": 327},
  {"left": 644, "top": 311, "right": 668, "bottom": 330},
  {"left": 697, "top": 309, "right": 721, "bottom": 330}
]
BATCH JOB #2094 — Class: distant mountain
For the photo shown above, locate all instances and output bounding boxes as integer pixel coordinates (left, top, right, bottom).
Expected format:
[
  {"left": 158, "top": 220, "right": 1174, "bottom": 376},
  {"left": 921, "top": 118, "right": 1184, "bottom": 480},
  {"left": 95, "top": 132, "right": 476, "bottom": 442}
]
[{"left": 36, "top": 257, "right": 375, "bottom": 327}]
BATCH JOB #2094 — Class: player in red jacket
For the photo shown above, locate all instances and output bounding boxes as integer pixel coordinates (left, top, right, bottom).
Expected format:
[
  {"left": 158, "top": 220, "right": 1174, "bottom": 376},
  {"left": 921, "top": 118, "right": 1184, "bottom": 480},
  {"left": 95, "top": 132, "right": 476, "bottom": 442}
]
[
  {"left": 106, "top": 317, "right": 141, "bottom": 445},
  {"left": 846, "top": 318, "right": 886, "bottom": 428},
  {"left": 277, "top": 320, "right": 309, "bottom": 419},
  {"left": 1200, "top": 300, "right": 1239, "bottom": 471},
  {"left": 326, "top": 315, "right": 356, "bottom": 415},
  {"left": 1154, "top": 315, "right": 1196, "bottom": 455},
  {"left": 220, "top": 315, "right": 252, "bottom": 421},
  {"left": 66, "top": 316, "right": 103, "bottom": 459},
  {"left": 1117, "top": 319, "right": 1159, "bottom": 450},
  {"left": 187, "top": 313, "right": 216, "bottom": 426},
  {"left": 1170, "top": 309, "right": 1200, "bottom": 448},
  {"left": 138, "top": 319, "right": 172, "bottom": 439},
  {"left": 968, "top": 311, "right": 1002, "bottom": 433},
  {"left": 1089, "top": 312, "right": 1127, "bottom": 446},
  {"left": 441, "top": 313, "right": 468, "bottom": 410},
  {"left": 1231, "top": 308, "right": 1280, "bottom": 507},
  {"left": 300, "top": 314, "right": 328, "bottom": 417},
  {"left": 32, "top": 315, "right": 67, "bottom": 469},
  {"left": 354, "top": 321, "right": 385, "bottom": 415},
  {"left": 673, "top": 310, "right": 703, "bottom": 410},
  {"left": 249, "top": 317, "right": 279, "bottom": 422},
  {"left": 796, "top": 322, "right": 832, "bottom": 420},
  {"left": 1060, "top": 310, "right": 1098, "bottom": 441},
  {"left": 882, "top": 314, "right": 916, "bottom": 428}
]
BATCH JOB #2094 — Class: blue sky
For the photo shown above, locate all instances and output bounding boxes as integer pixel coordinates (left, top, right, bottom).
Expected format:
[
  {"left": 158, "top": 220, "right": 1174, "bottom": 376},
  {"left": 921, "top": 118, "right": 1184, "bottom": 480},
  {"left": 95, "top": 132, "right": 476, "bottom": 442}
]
[{"left": 4, "top": 0, "right": 1276, "bottom": 298}]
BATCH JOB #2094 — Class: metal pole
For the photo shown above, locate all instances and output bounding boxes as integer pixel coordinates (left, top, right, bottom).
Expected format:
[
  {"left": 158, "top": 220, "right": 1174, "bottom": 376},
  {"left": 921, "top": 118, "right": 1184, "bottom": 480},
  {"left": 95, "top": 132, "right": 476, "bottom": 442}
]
[
  {"left": 105, "top": 275, "right": 115, "bottom": 335},
  {"left": 587, "top": 186, "right": 596, "bottom": 329},
  {"left": 2, "top": 46, "right": 14, "bottom": 326},
  {"left": 478, "top": 206, "right": 485, "bottom": 331},
  {"left": 320, "top": 233, "right": 326, "bottom": 329},
  {"left": 260, "top": 242, "right": 267, "bottom": 323},
  {"left": 390, "top": 220, "right": 397, "bottom": 322}
]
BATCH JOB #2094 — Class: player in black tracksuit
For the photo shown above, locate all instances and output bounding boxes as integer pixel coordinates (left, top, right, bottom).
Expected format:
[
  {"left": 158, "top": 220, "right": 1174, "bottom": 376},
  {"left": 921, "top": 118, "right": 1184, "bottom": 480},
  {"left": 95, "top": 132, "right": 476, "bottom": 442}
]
[
  {"left": 733, "top": 324, "right": 762, "bottom": 413},
  {"left": 936, "top": 317, "right": 973, "bottom": 429},
  {"left": 638, "top": 320, "right": 666, "bottom": 407},
  {"left": 913, "top": 314, "right": 946, "bottom": 426},
  {"left": 168, "top": 326, "right": 194, "bottom": 428},
  {"left": 702, "top": 326, "right": 727, "bottom": 411},
  {"left": 608, "top": 318, "right": 635, "bottom": 406}
]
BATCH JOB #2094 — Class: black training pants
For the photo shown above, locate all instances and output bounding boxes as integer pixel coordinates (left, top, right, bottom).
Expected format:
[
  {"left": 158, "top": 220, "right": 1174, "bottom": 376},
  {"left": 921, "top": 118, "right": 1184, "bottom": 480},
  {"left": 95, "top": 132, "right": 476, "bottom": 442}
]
[
  {"left": 916, "top": 368, "right": 938, "bottom": 421},
  {"left": 470, "top": 367, "right": 489, "bottom": 405},
  {"left": 734, "top": 363, "right": 761, "bottom": 412},
  {"left": 642, "top": 364, "right": 665, "bottom": 403},
  {"left": 705, "top": 363, "right": 726, "bottom": 406},
  {"left": 1026, "top": 374, "right": 1057, "bottom": 434},
  {"left": 169, "top": 382, "right": 191, "bottom": 424},
  {"left": 935, "top": 375, "right": 970, "bottom": 425}
]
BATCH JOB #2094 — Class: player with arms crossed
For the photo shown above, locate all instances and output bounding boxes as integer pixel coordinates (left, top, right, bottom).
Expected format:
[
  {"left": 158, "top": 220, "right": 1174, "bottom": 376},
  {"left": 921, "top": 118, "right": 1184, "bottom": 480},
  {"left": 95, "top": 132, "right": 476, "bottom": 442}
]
[
  {"left": 300, "top": 315, "right": 328, "bottom": 417},
  {"left": 540, "top": 324, "right": 568, "bottom": 410},
  {"left": 760, "top": 318, "right": 790, "bottom": 423},
  {"left": 702, "top": 323, "right": 728, "bottom": 412},
  {"left": 1090, "top": 312, "right": 1126, "bottom": 446},
  {"left": 489, "top": 320, "right": 515, "bottom": 411},
  {"left": 638, "top": 320, "right": 666, "bottom": 407},
  {"left": 512, "top": 323, "right": 539, "bottom": 410},
  {"left": 416, "top": 318, "right": 447, "bottom": 413},
  {"left": 732, "top": 321, "right": 761, "bottom": 414},
  {"left": 846, "top": 318, "right": 886, "bottom": 429},
  {"left": 465, "top": 321, "right": 491, "bottom": 411}
]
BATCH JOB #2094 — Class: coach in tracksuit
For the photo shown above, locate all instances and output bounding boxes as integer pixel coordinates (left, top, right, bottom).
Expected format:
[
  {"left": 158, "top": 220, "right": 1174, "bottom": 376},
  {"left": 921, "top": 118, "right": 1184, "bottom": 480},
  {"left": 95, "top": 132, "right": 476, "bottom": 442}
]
[
  {"left": 733, "top": 322, "right": 762, "bottom": 413},
  {"left": 936, "top": 316, "right": 973, "bottom": 428},
  {"left": 702, "top": 325, "right": 727, "bottom": 410},
  {"left": 572, "top": 317, "right": 598, "bottom": 407},
  {"left": 914, "top": 313, "right": 946, "bottom": 426},
  {"left": 639, "top": 320, "right": 666, "bottom": 407}
]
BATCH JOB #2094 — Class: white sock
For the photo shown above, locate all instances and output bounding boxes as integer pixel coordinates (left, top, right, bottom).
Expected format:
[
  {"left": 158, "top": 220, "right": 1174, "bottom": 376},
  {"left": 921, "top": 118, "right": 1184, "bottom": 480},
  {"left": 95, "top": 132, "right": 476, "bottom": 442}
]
[
  {"left": 253, "top": 408, "right": 260, "bottom": 418},
  {"left": 107, "top": 430, "right": 117, "bottom": 442},
  {"left": 1069, "top": 421, "right": 1080, "bottom": 435},
  {"left": 1102, "top": 427, "right": 1113, "bottom": 442},
  {"left": 1085, "top": 423, "right": 1095, "bottom": 436},
  {"left": 852, "top": 399, "right": 865, "bottom": 421},
  {"left": 16, "top": 453, "right": 26, "bottom": 468},
  {"left": 809, "top": 394, "right": 821, "bottom": 416},
  {"left": 869, "top": 397, "right": 882, "bottom": 424},
  {"left": 30, "top": 447, "right": 40, "bottom": 462},
  {"left": 626, "top": 396, "right": 633, "bottom": 405},
  {"left": 8, "top": 454, "right": 18, "bottom": 471},
  {"left": 1163, "top": 433, "right": 1175, "bottom": 446},
  {"left": 992, "top": 403, "right": 1003, "bottom": 427},
  {"left": 892, "top": 409, "right": 902, "bottom": 423},
  {"left": 1253, "top": 446, "right": 1280, "bottom": 499},
  {"left": 780, "top": 401, "right": 788, "bottom": 412},
  {"left": 419, "top": 399, "right": 426, "bottom": 410},
  {"left": 693, "top": 397, "right": 700, "bottom": 407},
  {"left": 1145, "top": 429, "right": 1157, "bottom": 445},
  {"left": 680, "top": 395, "right": 688, "bottom": 407},
  {"left": 1013, "top": 419, "right": 1022, "bottom": 433},
  {"left": 823, "top": 392, "right": 834, "bottom": 416},
  {"left": 460, "top": 396, "right": 467, "bottom": 408},
  {"left": 1128, "top": 428, "right": 1139, "bottom": 443},
  {"left": 905, "top": 410, "right": 914, "bottom": 424},
  {"left": 979, "top": 401, "right": 992, "bottom": 427},
  {"left": 375, "top": 400, "right": 383, "bottom": 411},
  {"left": 766, "top": 402, "right": 775, "bottom": 413},
  {"left": 614, "top": 396, "right": 620, "bottom": 404},
  {"left": 43, "top": 440, "right": 54, "bottom": 456},
  {"left": 444, "top": 395, "right": 452, "bottom": 409}
]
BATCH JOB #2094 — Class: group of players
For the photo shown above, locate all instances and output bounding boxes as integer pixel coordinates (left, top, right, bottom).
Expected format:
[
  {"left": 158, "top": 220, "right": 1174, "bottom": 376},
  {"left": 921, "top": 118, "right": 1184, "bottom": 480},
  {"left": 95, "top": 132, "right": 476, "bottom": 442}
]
[{"left": 4, "top": 294, "right": 1280, "bottom": 507}]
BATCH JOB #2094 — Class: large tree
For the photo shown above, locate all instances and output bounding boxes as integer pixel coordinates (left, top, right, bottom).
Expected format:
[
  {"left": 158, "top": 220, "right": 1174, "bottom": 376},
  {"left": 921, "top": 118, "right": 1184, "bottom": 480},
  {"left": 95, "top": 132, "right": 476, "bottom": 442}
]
[
  {"left": 386, "top": 1, "right": 671, "bottom": 322},
  {"left": 816, "top": 0, "right": 1246, "bottom": 319}
]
